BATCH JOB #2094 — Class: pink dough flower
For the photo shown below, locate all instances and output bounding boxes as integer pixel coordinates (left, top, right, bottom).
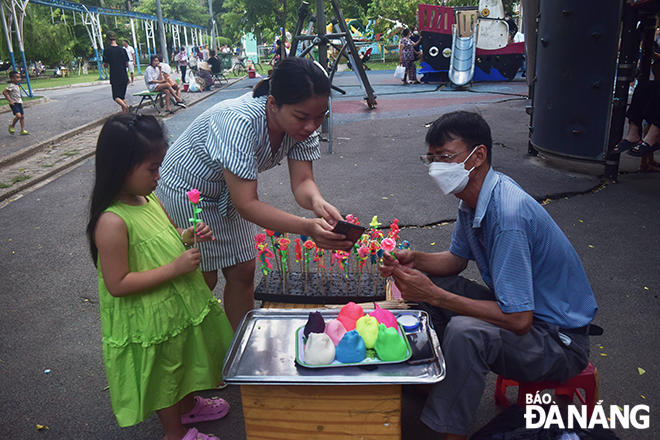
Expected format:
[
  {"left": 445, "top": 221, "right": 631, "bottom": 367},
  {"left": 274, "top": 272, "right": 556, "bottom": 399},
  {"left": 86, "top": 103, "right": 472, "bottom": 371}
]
[
  {"left": 278, "top": 237, "right": 290, "bottom": 249},
  {"left": 255, "top": 233, "right": 266, "bottom": 244},
  {"left": 346, "top": 214, "right": 354, "bottom": 223},
  {"left": 381, "top": 237, "right": 396, "bottom": 252},
  {"left": 304, "top": 240, "right": 316, "bottom": 250},
  {"left": 186, "top": 189, "right": 201, "bottom": 204},
  {"left": 266, "top": 229, "right": 275, "bottom": 237},
  {"left": 357, "top": 245, "right": 369, "bottom": 259}
]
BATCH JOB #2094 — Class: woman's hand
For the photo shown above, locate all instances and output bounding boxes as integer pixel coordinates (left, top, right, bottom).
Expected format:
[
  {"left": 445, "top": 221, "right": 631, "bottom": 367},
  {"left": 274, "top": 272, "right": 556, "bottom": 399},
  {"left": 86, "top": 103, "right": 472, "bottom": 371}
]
[
  {"left": 172, "top": 248, "right": 202, "bottom": 275},
  {"left": 311, "top": 199, "right": 342, "bottom": 226},
  {"left": 306, "top": 218, "right": 353, "bottom": 251}
]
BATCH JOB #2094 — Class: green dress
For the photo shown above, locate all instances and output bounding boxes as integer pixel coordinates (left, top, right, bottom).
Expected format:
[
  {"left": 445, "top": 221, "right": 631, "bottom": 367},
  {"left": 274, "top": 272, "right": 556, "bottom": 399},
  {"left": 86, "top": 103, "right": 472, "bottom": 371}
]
[{"left": 98, "top": 193, "right": 234, "bottom": 427}]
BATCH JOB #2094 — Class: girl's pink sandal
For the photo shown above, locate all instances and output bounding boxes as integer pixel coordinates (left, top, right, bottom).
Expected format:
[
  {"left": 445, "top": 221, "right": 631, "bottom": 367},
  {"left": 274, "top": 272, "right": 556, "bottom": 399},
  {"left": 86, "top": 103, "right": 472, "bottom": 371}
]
[
  {"left": 182, "top": 427, "right": 220, "bottom": 440},
  {"left": 181, "top": 396, "right": 230, "bottom": 424}
]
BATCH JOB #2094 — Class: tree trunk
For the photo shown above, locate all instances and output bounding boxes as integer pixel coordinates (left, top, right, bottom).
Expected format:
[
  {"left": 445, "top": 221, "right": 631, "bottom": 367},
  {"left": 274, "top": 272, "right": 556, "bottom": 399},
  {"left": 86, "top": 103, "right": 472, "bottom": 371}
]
[{"left": 282, "top": 0, "right": 287, "bottom": 45}]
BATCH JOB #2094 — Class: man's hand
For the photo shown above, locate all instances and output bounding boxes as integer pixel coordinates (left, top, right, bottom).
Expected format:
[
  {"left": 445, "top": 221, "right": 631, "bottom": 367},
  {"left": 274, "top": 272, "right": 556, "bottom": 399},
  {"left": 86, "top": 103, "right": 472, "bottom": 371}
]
[
  {"left": 390, "top": 265, "right": 446, "bottom": 306},
  {"left": 379, "top": 249, "right": 414, "bottom": 278}
]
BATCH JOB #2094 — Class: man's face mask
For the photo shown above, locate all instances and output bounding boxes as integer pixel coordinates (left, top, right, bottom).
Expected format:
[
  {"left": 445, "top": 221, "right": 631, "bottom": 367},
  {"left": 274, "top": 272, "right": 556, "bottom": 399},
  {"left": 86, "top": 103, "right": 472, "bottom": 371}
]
[{"left": 428, "top": 147, "right": 478, "bottom": 196}]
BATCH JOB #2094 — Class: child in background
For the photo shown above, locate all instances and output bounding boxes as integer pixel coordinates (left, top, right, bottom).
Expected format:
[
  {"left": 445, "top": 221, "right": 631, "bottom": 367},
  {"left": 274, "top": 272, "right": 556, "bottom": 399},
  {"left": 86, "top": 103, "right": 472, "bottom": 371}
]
[
  {"left": 3, "top": 71, "right": 29, "bottom": 135},
  {"left": 86, "top": 113, "right": 234, "bottom": 440}
]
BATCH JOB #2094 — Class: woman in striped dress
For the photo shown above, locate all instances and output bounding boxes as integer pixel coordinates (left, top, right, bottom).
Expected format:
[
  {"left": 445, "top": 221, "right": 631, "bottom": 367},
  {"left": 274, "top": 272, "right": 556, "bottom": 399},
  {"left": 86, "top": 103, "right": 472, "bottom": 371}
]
[{"left": 157, "top": 57, "right": 351, "bottom": 330}]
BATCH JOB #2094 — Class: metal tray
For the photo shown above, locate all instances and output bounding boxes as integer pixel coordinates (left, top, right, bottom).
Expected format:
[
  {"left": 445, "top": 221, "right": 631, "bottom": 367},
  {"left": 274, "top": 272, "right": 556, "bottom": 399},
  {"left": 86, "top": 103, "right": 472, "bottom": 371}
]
[{"left": 222, "top": 308, "right": 445, "bottom": 385}]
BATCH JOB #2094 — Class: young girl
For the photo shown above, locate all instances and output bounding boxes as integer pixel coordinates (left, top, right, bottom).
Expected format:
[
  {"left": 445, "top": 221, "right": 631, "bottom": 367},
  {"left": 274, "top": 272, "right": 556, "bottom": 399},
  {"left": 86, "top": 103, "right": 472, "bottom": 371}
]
[{"left": 86, "top": 113, "right": 234, "bottom": 440}]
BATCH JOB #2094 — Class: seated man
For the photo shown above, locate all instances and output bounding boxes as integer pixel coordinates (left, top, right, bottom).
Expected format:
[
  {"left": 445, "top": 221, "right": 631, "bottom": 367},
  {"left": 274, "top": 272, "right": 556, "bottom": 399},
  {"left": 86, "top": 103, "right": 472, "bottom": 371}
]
[
  {"left": 208, "top": 50, "right": 222, "bottom": 74},
  {"left": 380, "top": 111, "right": 598, "bottom": 440}
]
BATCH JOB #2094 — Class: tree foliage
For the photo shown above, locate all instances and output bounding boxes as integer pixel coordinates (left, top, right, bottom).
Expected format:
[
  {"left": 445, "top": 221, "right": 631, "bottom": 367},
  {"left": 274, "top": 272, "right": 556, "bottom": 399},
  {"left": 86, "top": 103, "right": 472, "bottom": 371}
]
[
  {"left": 135, "top": 0, "right": 209, "bottom": 28},
  {"left": 0, "top": 0, "right": 520, "bottom": 66}
]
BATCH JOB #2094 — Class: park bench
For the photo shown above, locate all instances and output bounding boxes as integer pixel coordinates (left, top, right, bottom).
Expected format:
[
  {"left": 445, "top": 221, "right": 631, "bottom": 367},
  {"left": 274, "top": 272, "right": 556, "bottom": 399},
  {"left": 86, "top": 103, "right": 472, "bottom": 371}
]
[{"left": 132, "top": 90, "right": 165, "bottom": 115}]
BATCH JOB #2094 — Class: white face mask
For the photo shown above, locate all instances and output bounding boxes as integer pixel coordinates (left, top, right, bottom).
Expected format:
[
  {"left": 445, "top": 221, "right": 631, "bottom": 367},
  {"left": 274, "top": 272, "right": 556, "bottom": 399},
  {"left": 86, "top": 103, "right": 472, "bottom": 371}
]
[
  {"left": 413, "top": 31, "right": 419, "bottom": 35},
  {"left": 428, "top": 147, "right": 477, "bottom": 195}
]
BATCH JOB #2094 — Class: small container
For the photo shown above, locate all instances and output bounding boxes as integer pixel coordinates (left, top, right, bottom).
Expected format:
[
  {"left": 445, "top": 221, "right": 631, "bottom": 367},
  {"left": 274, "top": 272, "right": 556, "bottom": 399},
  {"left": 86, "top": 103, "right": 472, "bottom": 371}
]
[
  {"left": 183, "top": 84, "right": 189, "bottom": 92},
  {"left": 396, "top": 313, "right": 420, "bottom": 333},
  {"left": 248, "top": 69, "right": 256, "bottom": 78}
]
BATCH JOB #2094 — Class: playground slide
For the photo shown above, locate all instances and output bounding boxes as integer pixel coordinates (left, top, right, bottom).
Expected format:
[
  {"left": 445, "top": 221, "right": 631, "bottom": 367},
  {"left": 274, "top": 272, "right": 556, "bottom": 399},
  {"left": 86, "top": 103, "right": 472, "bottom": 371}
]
[{"left": 448, "top": 24, "right": 478, "bottom": 87}]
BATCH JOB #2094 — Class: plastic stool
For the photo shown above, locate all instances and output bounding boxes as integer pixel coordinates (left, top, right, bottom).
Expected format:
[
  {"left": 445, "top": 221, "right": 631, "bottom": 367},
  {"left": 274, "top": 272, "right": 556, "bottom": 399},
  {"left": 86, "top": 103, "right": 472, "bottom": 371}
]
[{"left": 494, "top": 362, "right": 599, "bottom": 416}]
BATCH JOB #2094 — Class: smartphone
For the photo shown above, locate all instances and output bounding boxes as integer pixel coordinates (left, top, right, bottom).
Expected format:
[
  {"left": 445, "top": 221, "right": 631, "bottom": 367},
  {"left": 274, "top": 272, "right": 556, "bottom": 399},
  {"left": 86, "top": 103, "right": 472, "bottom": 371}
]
[
  {"left": 407, "top": 331, "right": 436, "bottom": 365},
  {"left": 332, "top": 220, "right": 367, "bottom": 244}
]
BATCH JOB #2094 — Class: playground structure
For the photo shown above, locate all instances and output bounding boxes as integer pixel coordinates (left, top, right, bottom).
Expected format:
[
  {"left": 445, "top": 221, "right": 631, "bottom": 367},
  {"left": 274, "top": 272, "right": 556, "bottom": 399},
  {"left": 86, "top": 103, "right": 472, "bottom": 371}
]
[
  {"left": 1, "top": 0, "right": 208, "bottom": 97},
  {"left": 418, "top": 0, "right": 524, "bottom": 86}
]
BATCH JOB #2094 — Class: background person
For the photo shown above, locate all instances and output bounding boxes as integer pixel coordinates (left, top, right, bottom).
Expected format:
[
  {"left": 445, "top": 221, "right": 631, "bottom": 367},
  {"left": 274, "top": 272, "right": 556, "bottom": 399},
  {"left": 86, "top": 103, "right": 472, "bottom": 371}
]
[
  {"left": 157, "top": 54, "right": 185, "bottom": 105},
  {"left": 195, "top": 62, "right": 215, "bottom": 91},
  {"left": 143, "top": 55, "right": 185, "bottom": 114},
  {"left": 411, "top": 25, "right": 423, "bottom": 62},
  {"left": 102, "top": 31, "right": 130, "bottom": 113},
  {"left": 3, "top": 70, "right": 29, "bottom": 135},
  {"left": 380, "top": 111, "right": 598, "bottom": 440},
  {"left": 208, "top": 50, "right": 222, "bottom": 75},
  {"left": 156, "top": 57, "right": 352, "bottom": 330},
  {"left": 505, "top": 11, "right": 518, "bottom": 43},
  {"left": 175, "top": 47, "right": 189, "bottom": 83},
  {"left": 399, "top": 28, "right": 419, "bottom": 84},
  {"left": 122, "top": 39, "right": 137, "bottom": 86}
]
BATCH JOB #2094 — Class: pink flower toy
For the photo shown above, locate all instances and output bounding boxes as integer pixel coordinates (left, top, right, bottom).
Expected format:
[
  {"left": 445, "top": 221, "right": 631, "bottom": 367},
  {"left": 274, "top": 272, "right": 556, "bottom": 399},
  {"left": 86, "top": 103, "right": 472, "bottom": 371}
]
[
  {"left": 255, "top": 233, "right": 266, "bottom": 245},
  {"left": 381, "top": 237, "right": 396, "bottom": 253},
  {"left": 186, "top": 189, "right": 203, "bottom": 247}
]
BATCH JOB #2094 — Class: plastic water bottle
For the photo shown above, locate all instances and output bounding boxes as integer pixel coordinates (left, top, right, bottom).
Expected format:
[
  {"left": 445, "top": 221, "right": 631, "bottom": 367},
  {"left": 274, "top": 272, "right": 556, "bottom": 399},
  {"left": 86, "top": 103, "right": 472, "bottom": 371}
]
[{"left": 176, "top": 78, "right": 180, "bottom": 85}]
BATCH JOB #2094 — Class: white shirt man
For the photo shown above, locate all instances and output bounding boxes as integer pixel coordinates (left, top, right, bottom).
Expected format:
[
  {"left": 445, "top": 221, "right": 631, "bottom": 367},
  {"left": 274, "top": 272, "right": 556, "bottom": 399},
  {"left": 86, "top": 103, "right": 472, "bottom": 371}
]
[{"left": 122, "top": 40, "right": 136, "bottom": 85}]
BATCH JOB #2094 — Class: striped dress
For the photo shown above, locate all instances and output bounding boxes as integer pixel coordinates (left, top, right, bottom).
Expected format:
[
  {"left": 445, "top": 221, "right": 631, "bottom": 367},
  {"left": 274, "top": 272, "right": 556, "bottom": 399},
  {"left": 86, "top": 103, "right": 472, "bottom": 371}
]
[{"left": 157, "top": 92, "right": 321, "bottom": 271}]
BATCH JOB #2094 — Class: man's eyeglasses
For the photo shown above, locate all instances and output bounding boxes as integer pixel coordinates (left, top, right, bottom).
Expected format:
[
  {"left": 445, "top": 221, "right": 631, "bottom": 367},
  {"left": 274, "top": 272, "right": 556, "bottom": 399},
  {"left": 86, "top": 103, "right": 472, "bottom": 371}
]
[{"left": 420, "top": 145, "right": 480, "bottom": 166}]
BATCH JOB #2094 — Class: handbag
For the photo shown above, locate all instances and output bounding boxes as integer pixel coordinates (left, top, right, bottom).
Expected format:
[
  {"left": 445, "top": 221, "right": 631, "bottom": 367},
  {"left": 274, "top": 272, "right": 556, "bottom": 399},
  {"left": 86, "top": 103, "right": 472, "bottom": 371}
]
[{"left": 394, "top": 65, "right": 405, "bottom": 79}]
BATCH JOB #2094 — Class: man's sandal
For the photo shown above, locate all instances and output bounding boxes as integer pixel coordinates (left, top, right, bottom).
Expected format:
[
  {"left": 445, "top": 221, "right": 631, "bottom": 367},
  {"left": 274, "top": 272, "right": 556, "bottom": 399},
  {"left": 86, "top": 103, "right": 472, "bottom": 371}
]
[
  {"left": 181, "top": 396, "right": 230, "bottom": 424},
  {"left": 182, "top": 427, "right": 220, "bottom": 440}
]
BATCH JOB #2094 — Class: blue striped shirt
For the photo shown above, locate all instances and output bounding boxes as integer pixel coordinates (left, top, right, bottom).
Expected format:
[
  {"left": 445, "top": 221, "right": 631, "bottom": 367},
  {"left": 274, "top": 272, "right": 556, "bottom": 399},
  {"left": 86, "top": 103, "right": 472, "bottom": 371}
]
[
  {"left": 159, "top": 92, "right": 321, "bottom": 219},
  {"left": 449, "top": 168, "right": 598, "bottom": 328}
]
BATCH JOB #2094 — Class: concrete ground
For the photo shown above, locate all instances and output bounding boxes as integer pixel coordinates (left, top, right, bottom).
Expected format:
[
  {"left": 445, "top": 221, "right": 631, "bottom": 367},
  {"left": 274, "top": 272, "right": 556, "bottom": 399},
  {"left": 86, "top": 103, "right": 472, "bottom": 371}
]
[{"left": 0, "top": 69, "right": 658, "bottom": 439}]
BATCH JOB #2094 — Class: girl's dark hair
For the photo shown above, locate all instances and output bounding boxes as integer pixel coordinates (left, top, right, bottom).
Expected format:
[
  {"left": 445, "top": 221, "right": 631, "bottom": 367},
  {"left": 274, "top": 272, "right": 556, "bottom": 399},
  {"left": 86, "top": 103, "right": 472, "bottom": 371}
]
[
  {"left": 150, "top": 54, "right": 159, "bottom": 65},
  {"left": 86, "top": 114, "right": 168, "bottom": 266},
  {"left": 209, "top": 50, "right": 216, "bottom": 57},
  {"left": 252, "top": 57, "right": 331, "bottom": 106},
  {"left": 402, "top": 28, "right": 410, "bottom": 37},
  {"left": 426, "top": 111, "right": 493, "bottom": 164}
]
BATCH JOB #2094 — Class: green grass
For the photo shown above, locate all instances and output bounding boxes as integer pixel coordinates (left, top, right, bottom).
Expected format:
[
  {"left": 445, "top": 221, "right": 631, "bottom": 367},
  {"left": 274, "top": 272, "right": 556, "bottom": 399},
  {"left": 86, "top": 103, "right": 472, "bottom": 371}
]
[
  {"left": 362, "top": 61, "right": 399, "bottom": 71},
  {"left": 1, "top": 72, "right": 110, "bottom": 93},
  {"left": 0, "top": 95, "right": 43, "bottom": 104}
]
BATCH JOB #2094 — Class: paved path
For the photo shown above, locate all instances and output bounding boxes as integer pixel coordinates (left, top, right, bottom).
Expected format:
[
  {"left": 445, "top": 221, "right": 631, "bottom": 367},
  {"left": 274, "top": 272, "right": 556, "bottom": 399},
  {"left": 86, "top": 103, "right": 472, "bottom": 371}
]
[{"left": 0, "top": 70, "right": 658, "bottom": 439}]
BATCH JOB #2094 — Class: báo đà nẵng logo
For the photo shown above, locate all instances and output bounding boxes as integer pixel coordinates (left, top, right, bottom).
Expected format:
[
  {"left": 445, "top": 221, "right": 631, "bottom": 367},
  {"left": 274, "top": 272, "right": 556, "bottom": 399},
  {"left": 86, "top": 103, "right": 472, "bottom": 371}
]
[{"left": 523, "top": 392, "right": 650, "bottom": 430}]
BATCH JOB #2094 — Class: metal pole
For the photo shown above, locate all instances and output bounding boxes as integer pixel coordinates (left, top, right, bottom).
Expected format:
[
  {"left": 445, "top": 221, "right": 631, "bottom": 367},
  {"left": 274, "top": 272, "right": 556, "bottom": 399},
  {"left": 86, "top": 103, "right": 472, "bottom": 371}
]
[
  {"left": 184, "top": 26, "right": 189, "bottom": 48},
  {"left": 604, "top": 2, "right": 638, "bottom": 179},
  {"left": 207, "top": 0, "right": 214, "bottom": 50},
  {"left": 315, "top": 0, "right": 327, "bottom": 68},
  {"left": 1, "top": 4, "right": 16, "bottom": 71},
  {"left": 130, "top": 18, "right": 142, "bottom": 74},
  {"left": 155, "top": 0, "right": 168, "bottom": 63},
  {"left": 145, "top": 21, "right": 152, "bottom": 58},
  {"left": 10, "top": 0, "right": 33, "bottom": 97}
]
